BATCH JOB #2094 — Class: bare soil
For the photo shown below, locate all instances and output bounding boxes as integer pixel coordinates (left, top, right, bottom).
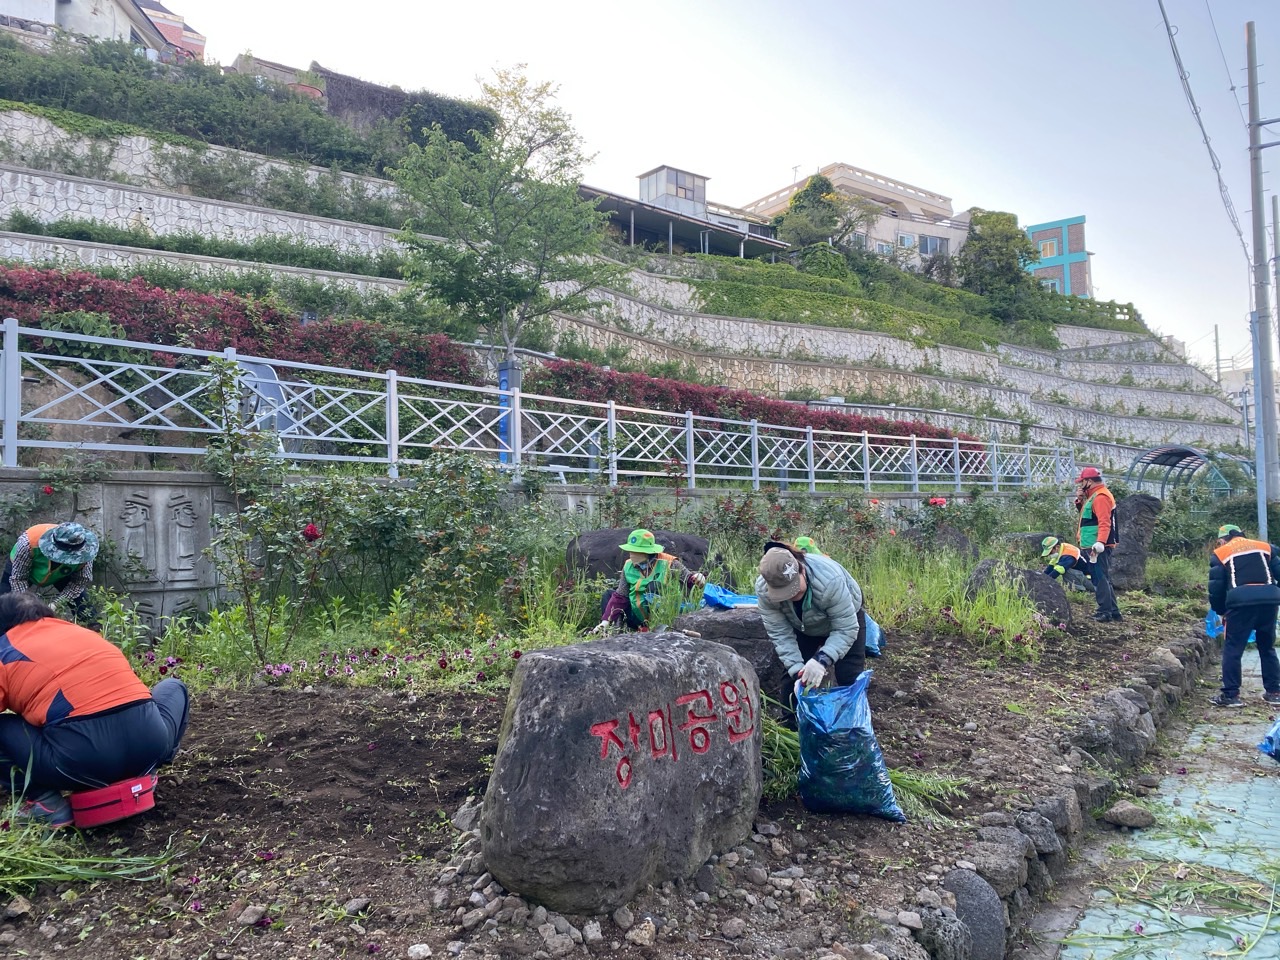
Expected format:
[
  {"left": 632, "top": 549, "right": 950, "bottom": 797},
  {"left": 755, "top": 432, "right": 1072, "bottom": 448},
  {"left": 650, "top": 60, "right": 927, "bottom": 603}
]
[{"left": 0, "top": 598, "right": 1204, "bottom": 960}]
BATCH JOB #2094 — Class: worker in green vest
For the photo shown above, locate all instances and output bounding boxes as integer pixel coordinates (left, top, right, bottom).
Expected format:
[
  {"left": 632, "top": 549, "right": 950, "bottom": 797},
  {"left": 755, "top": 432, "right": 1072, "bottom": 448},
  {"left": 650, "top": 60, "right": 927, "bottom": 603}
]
[
  {"left": 596, "top": 529, "right": 705, "bottom": 632},
  {"left": 2, "top": 522, "right": 99, "bottom": 622}
]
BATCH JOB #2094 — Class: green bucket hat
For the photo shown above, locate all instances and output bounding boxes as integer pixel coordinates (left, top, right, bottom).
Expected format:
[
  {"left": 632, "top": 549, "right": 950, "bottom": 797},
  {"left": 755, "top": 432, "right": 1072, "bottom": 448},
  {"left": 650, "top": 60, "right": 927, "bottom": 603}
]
[
  {"left": 794, "top": 536, "right": 821, "bottom": 555},
  {"left": 1040, "top": 535, "right": 1060, "bottom": 558},
  {"left": 39, "top": 522, "right": 99, "bottom": 566},
  {"left": 620, "top": 529, "right": 663, "bottom": 554},
  {"left": 1218, "top": 523, "right": 1243, "bottom": 540}
]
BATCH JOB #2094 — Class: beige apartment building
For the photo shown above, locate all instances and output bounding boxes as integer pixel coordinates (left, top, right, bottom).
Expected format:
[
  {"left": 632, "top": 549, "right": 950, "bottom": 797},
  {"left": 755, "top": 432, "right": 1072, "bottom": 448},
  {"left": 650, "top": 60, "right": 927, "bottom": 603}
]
[{"left": 740, "top": 162, "right": 971, "bottom": 261}]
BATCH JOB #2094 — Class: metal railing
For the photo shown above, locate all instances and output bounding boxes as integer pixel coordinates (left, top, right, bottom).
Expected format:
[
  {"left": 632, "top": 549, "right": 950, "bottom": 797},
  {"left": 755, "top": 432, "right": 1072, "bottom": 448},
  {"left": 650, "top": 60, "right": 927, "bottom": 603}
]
[{"left": 1, "top": 318, "right": 1077, "bottom": 490}]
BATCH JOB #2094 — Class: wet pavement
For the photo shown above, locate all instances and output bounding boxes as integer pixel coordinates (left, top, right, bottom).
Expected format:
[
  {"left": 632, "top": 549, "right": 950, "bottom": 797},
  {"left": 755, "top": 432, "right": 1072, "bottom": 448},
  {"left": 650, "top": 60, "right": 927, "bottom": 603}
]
[{"left": 1021, "top": 654, "right": 1280, "bottom": 960}]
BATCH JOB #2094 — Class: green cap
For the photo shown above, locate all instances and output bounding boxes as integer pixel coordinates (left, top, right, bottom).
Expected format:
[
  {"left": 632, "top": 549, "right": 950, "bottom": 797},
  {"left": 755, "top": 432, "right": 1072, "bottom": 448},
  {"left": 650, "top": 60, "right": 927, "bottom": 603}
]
[
  {"left": 795, "top": 536, "right": 821, "bottom": 555},
  {"left": 1218, "top": 524, "right": 1243, "bottom": 540},
  {"left": 1040, "top": 535, "right": 1060, "bottom": 558},
  {"left": 620, "top": 529, "right": 663, "bottom": 554}
]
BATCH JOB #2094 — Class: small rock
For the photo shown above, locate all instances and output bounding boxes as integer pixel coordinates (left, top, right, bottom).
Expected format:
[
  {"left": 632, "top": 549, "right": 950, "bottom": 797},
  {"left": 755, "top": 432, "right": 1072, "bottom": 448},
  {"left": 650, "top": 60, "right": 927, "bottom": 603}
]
[
  {"left": 612, "top": 905, "right": 634, "bottom": 931},
  {"left": 963, "top": 722, "right": 978, "bottom": 732},
  {"left": 747, "top": 865, "right": 769, "bottom": 886},
  {"left": 897, "top": 911, "right": 923, "bottom": 931},
  {"left": 532, "top": 905, "right": 548, "bottom": 927},
  {"left": 955, "top": 860, "right": 976, "bottom": 871},
  {"left": 756, "top": 821, "right": 782, "bottom": 837},
  {"left": 583, "top": 921, "right": 603, "bottom": 944},
  {"left": 38, "top": 921, "right": 57, "bottom": 939},
  {"left": 446, "top": 942, "right": 465, "bottom": 956},
  {"left": 721, "top": 917, "right": 747, "bottom": 939},
  {"left": 624, "top": 919, "right": 656, "bottom": 946},
  {"left": 460, "top": 908, "right": 486, "bottom": 930},
  {"left": 3, "top": 895, "right": 32, "bottom": 920},
  {"left": 407, "top": 947, "right": 433, "bottom": 960},
  {"left": 1103, "top": 800, "right": 1156, "bottom": 829},
  {"left": 451, "top": 797, "right": 483, "bottom": 833},
  {"left": 236, "top": 905, "right": 267, "bottom": 927},
  {"left": 342, "top": 897, "right": 371, "bottom": 917},
  {"left": 915, "top": 888, "right": 942, "bottom": 910}
]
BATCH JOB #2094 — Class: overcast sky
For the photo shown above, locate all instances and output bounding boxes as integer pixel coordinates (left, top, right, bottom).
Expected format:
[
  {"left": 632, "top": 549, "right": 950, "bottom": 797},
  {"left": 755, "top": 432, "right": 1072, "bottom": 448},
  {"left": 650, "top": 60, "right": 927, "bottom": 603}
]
[{"left": 179, "top": 0, "right": 1280, "bottom": 371}]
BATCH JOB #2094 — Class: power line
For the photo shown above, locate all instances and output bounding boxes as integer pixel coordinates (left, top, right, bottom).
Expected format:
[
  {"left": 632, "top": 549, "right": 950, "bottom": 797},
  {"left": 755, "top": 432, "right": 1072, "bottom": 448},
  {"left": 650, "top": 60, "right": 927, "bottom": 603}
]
[
  {"left": 1157, "top": 0, "right": 1252, "bottom": 271},
  {"left": 1204, "top": 0, "right": 1250, "bottom": 129}
]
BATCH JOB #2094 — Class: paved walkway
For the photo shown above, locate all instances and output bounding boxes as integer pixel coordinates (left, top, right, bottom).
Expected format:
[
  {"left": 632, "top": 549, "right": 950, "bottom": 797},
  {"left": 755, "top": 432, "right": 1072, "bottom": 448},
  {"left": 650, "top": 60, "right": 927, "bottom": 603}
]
[{"left": 1056, "top": 654, "right": 1280, "bottom": 960}]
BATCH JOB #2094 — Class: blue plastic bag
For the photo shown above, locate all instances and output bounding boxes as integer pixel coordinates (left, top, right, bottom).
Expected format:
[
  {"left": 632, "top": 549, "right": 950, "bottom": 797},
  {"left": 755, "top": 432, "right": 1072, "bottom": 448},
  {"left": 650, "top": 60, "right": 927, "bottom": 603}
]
[
  {"left": 796, "top": 670, "right": 905, "bottom": 821},
  {"left": 865, "top": 613, "right": 883, "bottom": 658},
  {"left": 700, "top": 583, "right": 758, "bottom": 609},
  {"left": 1205, "top": 611, "right": 1223, "bottom": 639},
  {"left": 1259, "top": 716, "right": 1280, "bottom": 763}
]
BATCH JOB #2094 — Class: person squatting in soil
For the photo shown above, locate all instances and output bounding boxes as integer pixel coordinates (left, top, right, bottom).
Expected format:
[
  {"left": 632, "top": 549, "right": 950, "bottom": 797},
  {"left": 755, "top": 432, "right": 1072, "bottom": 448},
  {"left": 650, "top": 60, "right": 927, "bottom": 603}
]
[
  {"left": 1, "top": 522, "right": 99, "bottom": 624},
  {"left": 0, "top": 593, "right": 190, "bottom": 827},
  {"left": 756, "top": 541, "right": 866, "bottom": 710},
  {"left": 595, "top": 529, "right": 705, "bottom": 632},
  {"left": 1208, "top": 523, "right": 1280, "bottom": 708},
  {"left": 1075, "top": 467, "right": 1122, "bottom": 622},
  {"left": 1040, "top": 536, "right": 1095, "bottom": 594}
]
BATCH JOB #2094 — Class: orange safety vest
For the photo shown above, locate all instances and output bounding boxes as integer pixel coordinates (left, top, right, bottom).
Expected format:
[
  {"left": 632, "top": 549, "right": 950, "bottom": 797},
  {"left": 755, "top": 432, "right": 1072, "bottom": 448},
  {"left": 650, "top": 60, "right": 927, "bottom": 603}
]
[
  {"left": 1213, "top": 538, "right": 1275, "bottom": 587},
  {"left": 1055, "top": 543, "right": 1082, "bottom": 562}
]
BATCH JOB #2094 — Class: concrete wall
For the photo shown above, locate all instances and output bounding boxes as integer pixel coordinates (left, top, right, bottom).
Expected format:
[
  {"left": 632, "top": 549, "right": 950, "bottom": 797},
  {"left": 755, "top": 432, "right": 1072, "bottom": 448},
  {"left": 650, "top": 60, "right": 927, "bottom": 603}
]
[
  {"left": 0, "top": 164, "right": 400, "bottom": 254},
  {"left": 0, "top": 109, "right": 396, "bottom": 203},
  {"left": 4, "top": 1, "right": 54, "bottom": 21},
  {"left": 0, "top": 230, "right": 408, "bottom": 296}
]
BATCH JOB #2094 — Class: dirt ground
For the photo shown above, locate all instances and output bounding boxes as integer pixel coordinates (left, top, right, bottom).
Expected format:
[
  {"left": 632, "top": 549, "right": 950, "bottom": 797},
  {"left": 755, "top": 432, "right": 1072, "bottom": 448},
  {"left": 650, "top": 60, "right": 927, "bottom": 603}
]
[{"left": 0, "top": 595, "right": 1205, "bottom": 960}]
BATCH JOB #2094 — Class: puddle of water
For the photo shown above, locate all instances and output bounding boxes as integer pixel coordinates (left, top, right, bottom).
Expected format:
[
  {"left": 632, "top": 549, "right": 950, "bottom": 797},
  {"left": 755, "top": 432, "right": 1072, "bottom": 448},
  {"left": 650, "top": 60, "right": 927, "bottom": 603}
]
[{"left": 1057, "top": 658, "right": 1280, "bottom": 960}]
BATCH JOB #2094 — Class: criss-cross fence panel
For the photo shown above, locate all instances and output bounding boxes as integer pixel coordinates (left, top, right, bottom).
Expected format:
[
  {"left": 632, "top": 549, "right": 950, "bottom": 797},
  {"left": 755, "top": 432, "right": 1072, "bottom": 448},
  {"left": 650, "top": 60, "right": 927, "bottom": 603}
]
[{"left": 0, "top": 318, "right": 1077, "bottom": 491}]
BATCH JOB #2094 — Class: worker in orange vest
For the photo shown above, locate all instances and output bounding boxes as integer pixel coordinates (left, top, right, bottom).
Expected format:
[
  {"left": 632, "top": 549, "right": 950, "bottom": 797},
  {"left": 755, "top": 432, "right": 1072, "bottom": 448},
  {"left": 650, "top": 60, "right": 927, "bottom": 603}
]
[
  {"left": 0, "top": 593, "right": 189, "bottom": 828},
  {"left": 1040, "top": 536, "right": 1094, "bottom": 594},
  {"left": 2, "top": 522, "right": 98, "bottom": 622},
  {"left": 1208, "top": 524, "right": 1280, "bottom": 708},
  {"left": 1075, "top": 467, "right": 1121, "bottom": 622}
]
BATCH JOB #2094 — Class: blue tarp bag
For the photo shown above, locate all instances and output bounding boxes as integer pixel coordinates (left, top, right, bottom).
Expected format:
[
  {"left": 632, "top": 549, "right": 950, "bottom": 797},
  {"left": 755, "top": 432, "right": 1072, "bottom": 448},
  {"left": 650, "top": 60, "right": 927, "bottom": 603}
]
[
  {"left": 1259, "top": 716, "right": 1280, "bottom": 763},
  {"left": 700, "top": 583, "right": 758, "bottom": 609},
  {"left": 865, "top": 613, "right": 883, "bottom": 657},
  {"left": 1205, "top": 610, "right": 1223, "bottom": 639},
  {"left": 796, "top": 670, "right": 905, "bottom": 821}
]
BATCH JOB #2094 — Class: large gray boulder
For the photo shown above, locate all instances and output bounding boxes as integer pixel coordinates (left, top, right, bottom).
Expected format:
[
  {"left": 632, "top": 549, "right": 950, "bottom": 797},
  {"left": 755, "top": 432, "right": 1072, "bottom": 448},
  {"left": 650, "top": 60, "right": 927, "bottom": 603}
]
[
  {"left": 480, "top": 632, "right": 762, "bottom": 914},
  {"left": 941, "top": 869, "right": 1006, "bottom": 960},
  {"left": 964, "top": 559, "right": 1071, "bottom": 626},
  {"left": 566, "top": 528, "right": 709, "bottom": 582},
  {"left": 671, "top": 606, "right": 787, "bottom": 698},
  {"left": 1110, "top": 494, "right": 1162, "bottom": 591}
]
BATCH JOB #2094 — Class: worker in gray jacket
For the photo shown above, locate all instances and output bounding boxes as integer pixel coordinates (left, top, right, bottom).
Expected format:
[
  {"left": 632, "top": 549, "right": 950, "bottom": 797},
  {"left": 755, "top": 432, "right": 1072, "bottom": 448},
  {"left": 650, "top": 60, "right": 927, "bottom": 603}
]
[{"left": 756, "top": 542, "right": 866, "bottom": 709}]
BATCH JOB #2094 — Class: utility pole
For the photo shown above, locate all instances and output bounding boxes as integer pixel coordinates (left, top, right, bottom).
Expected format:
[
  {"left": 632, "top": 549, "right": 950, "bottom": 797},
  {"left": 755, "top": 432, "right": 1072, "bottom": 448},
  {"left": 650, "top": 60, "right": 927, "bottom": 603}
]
[
  {"left": 1215, "top": 324, "right": 1222, "bottom": 382},
  {"left": 1247, "top": 20, "right": 1280, "bottom": 530}
]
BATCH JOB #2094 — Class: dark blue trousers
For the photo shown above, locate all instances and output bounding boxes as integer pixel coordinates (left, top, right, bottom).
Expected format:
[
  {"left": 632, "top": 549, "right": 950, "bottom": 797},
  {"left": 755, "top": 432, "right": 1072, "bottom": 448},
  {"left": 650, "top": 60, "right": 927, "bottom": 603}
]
[
  {"left": 0, "top": 678, "right": 189, "bottom": 793},
  {"left": 1221, "top": 605, "right": 1280, "bottom": 699}
]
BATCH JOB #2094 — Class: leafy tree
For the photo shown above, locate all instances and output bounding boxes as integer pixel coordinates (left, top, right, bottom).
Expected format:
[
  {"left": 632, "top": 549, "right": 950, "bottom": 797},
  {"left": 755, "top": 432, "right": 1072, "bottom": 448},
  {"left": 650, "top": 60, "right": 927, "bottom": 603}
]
[
  {"left": 956, "top": 209, "right": 1043, "bottom": 321},
  {"left": 393, "top": 66, "right": 621, "bottom": 361},
  {"left": 778, "top": 176, "right": 883, "bottom": 250}
]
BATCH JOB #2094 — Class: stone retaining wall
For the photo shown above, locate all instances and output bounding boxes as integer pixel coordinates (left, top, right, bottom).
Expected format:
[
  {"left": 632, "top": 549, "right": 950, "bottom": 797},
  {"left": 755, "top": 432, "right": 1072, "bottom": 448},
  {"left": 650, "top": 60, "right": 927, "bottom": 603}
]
[
  {"left": 998, "top": 343, "right": 1220, "bottom": 392},
  {"left": 0, "top": 230, "right": 408, "bottom": 296}
]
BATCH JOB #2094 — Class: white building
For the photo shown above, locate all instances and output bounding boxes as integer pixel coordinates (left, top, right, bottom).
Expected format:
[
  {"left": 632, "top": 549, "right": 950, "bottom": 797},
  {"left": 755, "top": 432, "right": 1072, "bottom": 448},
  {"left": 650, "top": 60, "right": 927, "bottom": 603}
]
[
  {"left": 740, "top": 161, "right": 971, "bottom": 260},
  {"left": 0, "top": 0, "right": 169, "bottom": 54}
]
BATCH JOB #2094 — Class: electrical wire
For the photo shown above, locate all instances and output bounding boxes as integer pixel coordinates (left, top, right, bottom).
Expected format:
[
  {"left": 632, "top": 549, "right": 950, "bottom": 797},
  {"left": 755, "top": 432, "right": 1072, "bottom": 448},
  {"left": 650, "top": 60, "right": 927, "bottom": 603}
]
[
  {"left": 1157, "top": 0, "right": 1253, "bottom": 271},
  {"left": 1204, "top": 0, "right": 1249, "bottom": 129}
]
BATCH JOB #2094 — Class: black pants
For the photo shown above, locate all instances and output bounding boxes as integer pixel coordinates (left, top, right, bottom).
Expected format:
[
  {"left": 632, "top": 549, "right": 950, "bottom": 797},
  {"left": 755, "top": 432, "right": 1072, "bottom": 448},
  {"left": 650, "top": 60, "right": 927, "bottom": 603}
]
[
  {"left": 1221, "top": 605, "right": 1280, "bottom": 699},
  {"left": 779, "top": 608, "right": 867, "bottom": 713},
  {"left": 0, "top": 678, "right": 190, "bottom": 793},
  {"left": 1085, "top": 549, "right": 1120, "bottom": 617},
  {"left": 0, "top": 559, "right": 96, "bottom": 624}
]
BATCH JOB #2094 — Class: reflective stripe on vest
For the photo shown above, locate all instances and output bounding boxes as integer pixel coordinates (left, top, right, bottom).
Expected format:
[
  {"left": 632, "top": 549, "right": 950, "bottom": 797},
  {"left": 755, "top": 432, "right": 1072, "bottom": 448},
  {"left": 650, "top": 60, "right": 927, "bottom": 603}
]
[{"left": 1213, "top": 538, "right": 1274, "bottom": 590}]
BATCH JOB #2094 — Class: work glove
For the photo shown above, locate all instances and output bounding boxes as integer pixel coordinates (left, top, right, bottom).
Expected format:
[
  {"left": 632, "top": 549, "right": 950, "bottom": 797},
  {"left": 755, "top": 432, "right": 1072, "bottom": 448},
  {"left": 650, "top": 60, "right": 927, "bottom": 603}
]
[
  {"left": 589, "top": 620, "right": 612, "bottom": 636},
  {"left": 796, "top": 657, "right": 827, "bottom": 690},
  {"left": 690, "top": 572, "right": 706, "bottom": 586},
  {"left": 1091, "top": 542, "right": 1105, "bottom": 556}
]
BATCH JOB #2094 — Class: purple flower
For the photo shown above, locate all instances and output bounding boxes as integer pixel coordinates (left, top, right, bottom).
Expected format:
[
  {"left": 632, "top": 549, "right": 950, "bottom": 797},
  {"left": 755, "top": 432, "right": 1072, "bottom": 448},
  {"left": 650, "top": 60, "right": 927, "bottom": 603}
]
[
  {"left": 189, "top": 900, "right": 203, "bottom": 913},
  {"left": 1133, "top": 921, "right": 1144, "bottom": 935}
]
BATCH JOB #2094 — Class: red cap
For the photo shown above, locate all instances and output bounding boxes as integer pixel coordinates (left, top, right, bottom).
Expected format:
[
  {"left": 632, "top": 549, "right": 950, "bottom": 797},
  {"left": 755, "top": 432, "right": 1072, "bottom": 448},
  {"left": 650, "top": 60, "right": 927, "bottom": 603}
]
[{"left": 1076, "top": 466, "right": 1102, "bottom": 482}]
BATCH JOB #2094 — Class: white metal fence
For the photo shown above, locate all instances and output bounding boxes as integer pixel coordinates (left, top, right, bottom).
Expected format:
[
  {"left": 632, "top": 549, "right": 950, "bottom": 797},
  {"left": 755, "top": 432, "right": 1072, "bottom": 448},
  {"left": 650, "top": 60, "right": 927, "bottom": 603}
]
[{"left": 1, "top": 318, "right": 1077, "bottom": 491}]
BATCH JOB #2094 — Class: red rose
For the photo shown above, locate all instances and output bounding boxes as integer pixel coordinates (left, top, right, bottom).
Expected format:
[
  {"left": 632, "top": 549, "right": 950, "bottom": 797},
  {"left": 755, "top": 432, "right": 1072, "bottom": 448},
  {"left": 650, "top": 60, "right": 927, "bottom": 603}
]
[
  {"left": 41, "top": 485, "right": 53, "bottom": 495},
  {"left": 302, "top": 523, "right": 322, "bottom": 542}
]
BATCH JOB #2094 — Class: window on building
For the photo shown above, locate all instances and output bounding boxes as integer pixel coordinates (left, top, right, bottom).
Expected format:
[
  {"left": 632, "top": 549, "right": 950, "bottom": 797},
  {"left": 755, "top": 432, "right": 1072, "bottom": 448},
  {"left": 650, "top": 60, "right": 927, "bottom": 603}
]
[
  {"left": 918, "top": 235, "right": 947, "bottom": 256},
  {"left": 897, "top": 233, "right": 915, "bottom": 248},
  {"left": 1040, "top": 278, "right": 1061, "bottom": 293},
  {"left": 1039, "top": 239, "right": 1058, "bottom": 258},
  {"left": 851, "top": 232, "right": 868, "bottom": 250},
  {"left": 875, "top": 241, "right": 893, "bottom": 255}
]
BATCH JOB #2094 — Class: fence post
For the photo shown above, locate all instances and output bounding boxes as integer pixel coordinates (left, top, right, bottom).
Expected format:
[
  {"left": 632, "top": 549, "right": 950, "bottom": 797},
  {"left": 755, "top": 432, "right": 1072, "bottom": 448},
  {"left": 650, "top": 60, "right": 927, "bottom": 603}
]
[
  {"left": 952, "top": 437, "right": 962, "bottom": 493},
  {"left": 685, "top": 410, "right": 695, "bottom": 489},
  {"left": 511, "top": 382, "right": 523, "bottom": 480},
  {"left": 223, "top": 346, "right": 238, "bottom": 436},
  {"left": 750, "top": 419, "right": 760, "bottom": 491},
  {"left": 806, "top": 425, "right": 816, "bottom": 493},
  {"left": 2, "top": 318, "right": 19, "bottom": 468},
  {"left": 606, "top": 400, "right": 618, "bottom": 487},
  {"left": 385, "top": 369, "right": 399, "bottom": 479},
  {"left": 909, "top": 436, "right": 920, "bottom": 493},
  {"left": 990, "top": 436, "right": 1000, "bottom": 493},
  {"left": 1024, "top": 442, "right": 1032, "bottom": 487},
  {"left": 861, "top": 432, "right": 871, "bottom": 492}
]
